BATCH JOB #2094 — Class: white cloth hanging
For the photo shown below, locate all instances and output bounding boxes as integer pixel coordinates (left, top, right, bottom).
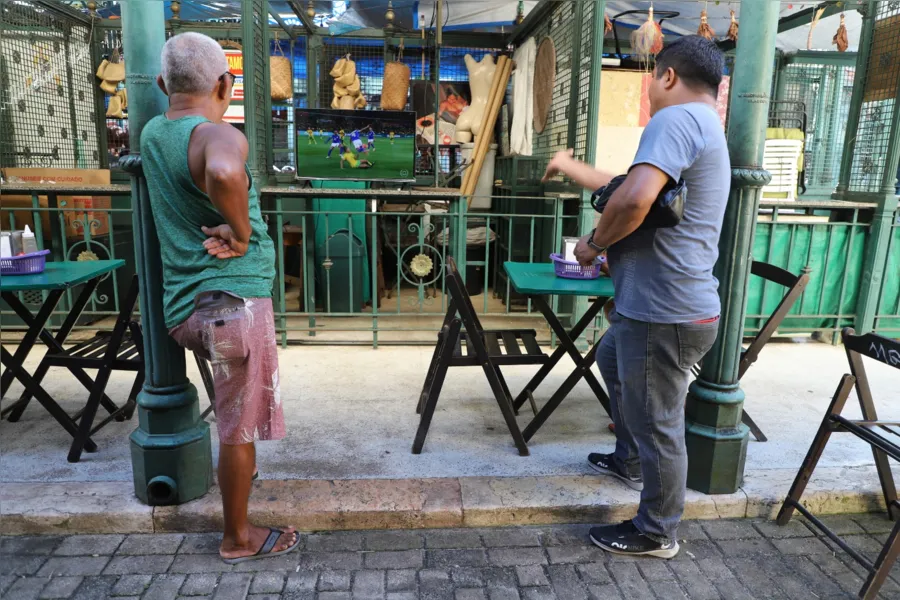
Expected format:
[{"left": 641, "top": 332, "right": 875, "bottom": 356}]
[{"left": 510, "top": 37, "right": 536, "bottom": 157}]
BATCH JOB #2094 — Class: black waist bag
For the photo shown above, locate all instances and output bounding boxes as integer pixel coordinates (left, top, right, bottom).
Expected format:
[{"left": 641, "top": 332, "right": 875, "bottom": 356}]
[{"left": 590, "top": 174, "right": 686, "bottom": 230}]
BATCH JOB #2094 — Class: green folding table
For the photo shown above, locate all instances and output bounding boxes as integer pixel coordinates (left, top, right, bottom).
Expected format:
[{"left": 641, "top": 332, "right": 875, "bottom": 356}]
[
  {"left": 503, "top": 261, "right": 615, "bottom": 442},
  {"left": 1, "top": 260, "right": 126, "bottom": 460}
]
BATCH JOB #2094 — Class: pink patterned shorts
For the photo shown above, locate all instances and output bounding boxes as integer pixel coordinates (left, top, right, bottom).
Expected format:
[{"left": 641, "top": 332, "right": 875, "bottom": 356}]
[{"left": 169, "top": 292, "right": 285, "bottom": 445}]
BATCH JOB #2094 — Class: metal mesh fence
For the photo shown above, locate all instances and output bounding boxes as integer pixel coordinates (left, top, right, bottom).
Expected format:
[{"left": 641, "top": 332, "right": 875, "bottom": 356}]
[
  {"left": 271, "top": 35, "right": 307, "bottom": 172},
  {"left": 573, "top": 0, "right": 593, "bottom": 163},
  {"left": 779, "top": 62, "right": 855, "bottom": 196},
  {"left": 0, "top": 1, "right": 100, "bottom": 170},
  {"left": 849, "top": 0, "right": 900, "bottom": 193},
  {"left": 97, "top": 27, "right": 126, "bottom": 169},
  {"left": 531, "top": 1, "right": 576, "bottom": 160}
]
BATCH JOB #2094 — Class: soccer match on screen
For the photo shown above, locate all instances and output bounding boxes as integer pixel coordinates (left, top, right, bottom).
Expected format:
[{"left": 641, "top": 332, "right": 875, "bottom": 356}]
[{"left": 295, "top": 109, "right": 417, "bottom": 182}]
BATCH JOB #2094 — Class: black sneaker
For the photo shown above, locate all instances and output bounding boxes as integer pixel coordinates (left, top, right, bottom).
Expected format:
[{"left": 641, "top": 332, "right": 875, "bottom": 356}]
[
  {"left": 587, "top": 453, "right": 643, "bottom": 491},
  {"left": 589, "top": 520, "right": 680, "bottom": 559}
]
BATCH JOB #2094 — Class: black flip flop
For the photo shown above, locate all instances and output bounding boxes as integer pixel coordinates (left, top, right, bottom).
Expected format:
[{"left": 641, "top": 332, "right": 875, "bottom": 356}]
[{"left": 221, "top": 527, "right": 301, "bottom": 564}]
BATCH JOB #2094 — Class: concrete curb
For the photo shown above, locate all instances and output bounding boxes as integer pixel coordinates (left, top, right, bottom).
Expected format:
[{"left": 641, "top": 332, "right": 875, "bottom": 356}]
[{"left": 1, "top": 466, "right": 887, "bottom": 535}]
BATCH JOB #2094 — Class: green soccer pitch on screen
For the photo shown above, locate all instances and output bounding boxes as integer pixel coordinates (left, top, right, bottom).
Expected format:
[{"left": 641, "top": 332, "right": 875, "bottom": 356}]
[{"left": 295, "top": 109, "right": 417, "bottom": 183}]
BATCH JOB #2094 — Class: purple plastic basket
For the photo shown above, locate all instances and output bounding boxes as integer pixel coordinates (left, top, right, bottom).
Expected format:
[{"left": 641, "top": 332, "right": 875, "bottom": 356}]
[
  {"left": 1, "top": 250, "right": 50, "bottom": 276},
  {"left": 550, "top": 253, "right": 604, "bottom": 280}
]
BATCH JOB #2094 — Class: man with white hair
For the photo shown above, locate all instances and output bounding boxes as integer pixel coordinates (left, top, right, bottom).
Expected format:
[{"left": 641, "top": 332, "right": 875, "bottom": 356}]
[{"left": 140, "top": 32, "right": 299, "bottom": 564}]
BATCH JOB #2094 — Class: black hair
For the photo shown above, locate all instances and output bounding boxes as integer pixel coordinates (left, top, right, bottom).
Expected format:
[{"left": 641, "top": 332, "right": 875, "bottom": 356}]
[{"left": 654, "top": 35, "right": 725, "bottom": 97}]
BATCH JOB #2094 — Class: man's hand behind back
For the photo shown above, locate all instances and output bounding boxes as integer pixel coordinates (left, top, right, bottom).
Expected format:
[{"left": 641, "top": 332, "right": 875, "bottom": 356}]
[{"left": 202, "top": 224, "right": 248, "bottom": 259}]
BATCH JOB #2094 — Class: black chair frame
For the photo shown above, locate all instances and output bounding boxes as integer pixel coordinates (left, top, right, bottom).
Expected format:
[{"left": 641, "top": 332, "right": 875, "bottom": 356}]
[
  {"left": 777, "top": 328, "right": 900, "bottom": 600},
  {"left": 2, "top": 275, "right": 143, "bottom": 462},
  {"left": 413, "top": 257, "right": 549, "bottom": 456},
  {"left": 692, "top": 261, "right": 810, "bottom": 442}
]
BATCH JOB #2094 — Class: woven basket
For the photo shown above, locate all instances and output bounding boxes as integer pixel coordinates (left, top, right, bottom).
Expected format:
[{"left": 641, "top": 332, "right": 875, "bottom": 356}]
[
  {"left": 381, "top": 62, "right": 410, "bottom": 111},
  {"left": 270, "top": 44, "right": 293, "bottom": 102}
]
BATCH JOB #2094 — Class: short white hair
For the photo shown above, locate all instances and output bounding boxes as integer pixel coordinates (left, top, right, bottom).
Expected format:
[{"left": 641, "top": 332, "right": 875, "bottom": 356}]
[{"left": 160, "top": 32, "right": 229, "bottom": 95}]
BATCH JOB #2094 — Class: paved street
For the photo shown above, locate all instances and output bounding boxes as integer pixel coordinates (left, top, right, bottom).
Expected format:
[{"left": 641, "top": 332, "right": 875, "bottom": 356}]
[{"left": 2, "top": 515, "right": 899, "bottom": 600}]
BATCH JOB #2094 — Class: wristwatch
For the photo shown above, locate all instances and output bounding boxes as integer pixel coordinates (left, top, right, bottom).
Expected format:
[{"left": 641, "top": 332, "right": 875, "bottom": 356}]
[{"left": 586, "top": 229, "right": 607, "bottom": 254}]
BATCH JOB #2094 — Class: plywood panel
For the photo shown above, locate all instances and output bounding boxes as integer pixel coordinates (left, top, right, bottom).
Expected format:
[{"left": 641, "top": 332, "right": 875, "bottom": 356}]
[
  {"left": 595, "top": 126, "right": 643, "bottom": 174},
  {"left": 599, "top": 70, "right": 644, "bottom": 127}
]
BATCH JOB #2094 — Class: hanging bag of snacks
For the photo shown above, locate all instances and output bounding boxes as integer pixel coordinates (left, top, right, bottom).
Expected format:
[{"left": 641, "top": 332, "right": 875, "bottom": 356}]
[
  {"left": 269, "top": 35, "right": 293, "bottom": 102},
  {"left": 381, "top": 42, "right": 411, "bottom": 111},
  {"left": 103, "top": 48, "right": 125, "bottom": 83}
]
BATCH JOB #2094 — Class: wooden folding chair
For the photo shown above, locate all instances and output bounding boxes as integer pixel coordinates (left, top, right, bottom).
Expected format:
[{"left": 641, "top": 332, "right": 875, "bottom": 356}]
[
  {"left": 691, "top": 261, "right": 810, "bottom": 442},
  {"left": 777, "top": 328, "right": 900, "bottom": 600},
  {"left": 194, "top": 352, "right": 216, "bottom": 420},
  {"left": 6, "top": 275, "right": 144, "bottom": 462},
  {"left": 413, "top": 257, "right": 549, "bottom": 456}
]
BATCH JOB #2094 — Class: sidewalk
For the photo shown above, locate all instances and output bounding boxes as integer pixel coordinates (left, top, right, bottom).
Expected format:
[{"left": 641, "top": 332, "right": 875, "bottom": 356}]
[
  {"left": 3, "top": 515, "right": 897, "bottom": 600},
  {"left": 1, "top": 339, "right": 898, "bottom": 535}
]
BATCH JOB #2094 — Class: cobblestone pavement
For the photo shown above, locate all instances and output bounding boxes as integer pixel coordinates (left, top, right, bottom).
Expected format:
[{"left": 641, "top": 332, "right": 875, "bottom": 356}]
[{"left": 2, "top": 515, "right": 899, "bottom": 600}]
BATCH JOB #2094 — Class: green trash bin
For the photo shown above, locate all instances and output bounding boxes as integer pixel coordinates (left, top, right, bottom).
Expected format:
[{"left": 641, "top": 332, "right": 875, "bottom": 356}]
[{"left": 318, "top": 229, "right": 365, "bottom": 313}]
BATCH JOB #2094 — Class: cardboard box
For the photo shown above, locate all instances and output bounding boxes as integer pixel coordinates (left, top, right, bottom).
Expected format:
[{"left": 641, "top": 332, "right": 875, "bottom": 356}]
[{"left": 1, "top": 168, "right": 112, "bottom": 241}]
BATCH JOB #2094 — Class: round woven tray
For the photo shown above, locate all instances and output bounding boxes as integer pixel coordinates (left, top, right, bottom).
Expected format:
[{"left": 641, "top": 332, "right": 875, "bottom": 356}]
[{"left": 533, "top": 37, "right": 557, "bottom": 134}]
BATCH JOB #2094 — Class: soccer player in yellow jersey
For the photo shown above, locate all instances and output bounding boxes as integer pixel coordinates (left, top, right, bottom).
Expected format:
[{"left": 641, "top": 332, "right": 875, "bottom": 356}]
[
  {"left": 389, "top": 131, "right": 395, "bottom": 145},
  {"left": 306, "top": 128, "right": 317, "bottom": 144},
  {"left": 339, "top": 145, "right": 373, "bottom": 170}
]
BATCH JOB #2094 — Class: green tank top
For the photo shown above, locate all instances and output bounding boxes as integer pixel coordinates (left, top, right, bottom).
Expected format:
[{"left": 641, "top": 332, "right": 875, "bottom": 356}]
[{"left": 140, "top": 115, "right": 276, "bottom": 328}]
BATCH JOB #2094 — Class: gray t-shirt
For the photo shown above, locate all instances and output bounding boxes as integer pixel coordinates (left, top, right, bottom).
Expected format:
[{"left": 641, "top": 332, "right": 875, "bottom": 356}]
[{"left": 607, "top": 102, "right": 730, "bottom": 324}]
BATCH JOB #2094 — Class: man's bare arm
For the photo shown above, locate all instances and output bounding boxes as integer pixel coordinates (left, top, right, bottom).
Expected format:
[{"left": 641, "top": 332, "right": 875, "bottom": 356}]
[
  {"left": 197, "top": 124, "right": 252, "bottom": 250},
  {"left": 542, "top": 149, "right": 616, "bottom": 190},
  {"left": 592, "top": 164, "right": 670, "bottom": 247}
]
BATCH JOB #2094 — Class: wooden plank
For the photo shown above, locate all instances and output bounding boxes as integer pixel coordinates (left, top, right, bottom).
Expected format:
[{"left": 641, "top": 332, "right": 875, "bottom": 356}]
[
  {"left": 501, "top": 331, "right": 523, "bottom": 356},
  {"left": 484, "top": 333, "right": 503, "bottom": 357},
  {"left": 520, "top": 332, "right": 542, "bottom": 356}
]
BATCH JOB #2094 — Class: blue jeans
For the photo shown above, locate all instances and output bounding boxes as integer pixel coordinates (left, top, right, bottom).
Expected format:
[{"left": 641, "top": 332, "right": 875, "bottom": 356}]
[{"left": 596, "top": 309, "right": 718, "bottom": 543}]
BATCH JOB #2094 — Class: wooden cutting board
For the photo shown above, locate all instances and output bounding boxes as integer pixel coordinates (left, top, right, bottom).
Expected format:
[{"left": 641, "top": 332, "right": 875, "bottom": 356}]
[{"left": 533, "top": 37, "right": 557, "bottom": 134}]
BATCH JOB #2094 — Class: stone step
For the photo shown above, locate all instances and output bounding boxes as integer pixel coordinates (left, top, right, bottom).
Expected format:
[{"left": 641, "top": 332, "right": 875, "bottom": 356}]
[{"left": 1, "top": 466, "right": 886, "bottom": 535}]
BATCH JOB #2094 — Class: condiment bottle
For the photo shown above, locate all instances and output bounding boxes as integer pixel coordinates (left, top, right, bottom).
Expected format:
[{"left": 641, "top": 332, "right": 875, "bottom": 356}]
[{"left": 21, "top": 225, "right": 39, "bottom": 255}]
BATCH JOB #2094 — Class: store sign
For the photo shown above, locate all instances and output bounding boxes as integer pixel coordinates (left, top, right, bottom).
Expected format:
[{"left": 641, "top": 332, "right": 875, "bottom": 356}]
[
  {"left": 223, "top": 49, "right": 244, "bottom": 124},
  {"left": 224, "top": 49, "right": 244, "bottom": 101}
]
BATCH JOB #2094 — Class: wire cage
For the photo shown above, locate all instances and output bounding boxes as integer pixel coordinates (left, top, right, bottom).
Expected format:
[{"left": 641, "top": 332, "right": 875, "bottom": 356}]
[
  {"left": 849, "top": 0, "right": 900, "bottom": 193},
  {"left": 778, "top": 60, "right": 856, "bottom": 197},
  {"left": 0, "top": 1, "right": 101, "bottom": 170}
]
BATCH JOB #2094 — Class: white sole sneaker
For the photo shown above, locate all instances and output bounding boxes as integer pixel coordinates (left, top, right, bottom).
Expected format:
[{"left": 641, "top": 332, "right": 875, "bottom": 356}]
[
  {"left": 589, "top": 533, "right": 680, "bottom": 559},
  {"left": 586, "top": 458, "right": 644, "bottom": 491}
]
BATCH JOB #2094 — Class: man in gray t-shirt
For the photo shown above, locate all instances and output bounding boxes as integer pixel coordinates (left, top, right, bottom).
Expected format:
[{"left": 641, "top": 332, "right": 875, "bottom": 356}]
[{"left": 543, "top": 36, "right": 730, "bottom": 559}]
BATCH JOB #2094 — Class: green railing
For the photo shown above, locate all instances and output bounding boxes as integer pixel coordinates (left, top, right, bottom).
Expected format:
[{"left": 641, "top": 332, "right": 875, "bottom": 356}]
[
  {"left": 0, "top": 184, "right": 134, "bottom": 330},
  {"left": 873, "top": 207, "right": 900, "bottom": 335},
  {"left": 3, "top": 184, "right": 898, "bottom": 345},
  {"left": 260, "top": 187, "right": 582, "bottom": 347},
  {"left": 746, "top": 199, "right": 874, "bottom": 337}
]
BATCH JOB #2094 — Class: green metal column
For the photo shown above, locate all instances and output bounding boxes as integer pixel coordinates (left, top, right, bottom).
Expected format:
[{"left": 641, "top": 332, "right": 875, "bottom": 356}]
[
  {"left": 684, "top": 0, "right": 780, "bottom": 495},
  {"left": 834, "top": 2, "right": 878, "bottom": 196},
  {"left": 242, "top": 0, "right": 273, "bottom": 182},
  {"left": 307, "top": 35, "right": 320, "bottom": 109},
  {"left": 854, "top": 12, "right": 900, "bottom": 333},
  {"left": 567, "top": 0, "right": 589, "bottom": 339},
  {"left": 121, "top": 0, "right": 213, "bottom": 505}
]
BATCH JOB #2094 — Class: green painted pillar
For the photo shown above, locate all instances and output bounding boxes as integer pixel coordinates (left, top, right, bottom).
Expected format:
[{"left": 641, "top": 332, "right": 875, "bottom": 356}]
[
  {"left": 685, "top": 0, "right": 780, "bottom": 495},
  {"left": 121, "top": 0, "right": 213, "bottom": 505},
  {"left": 242, "top": 0, "right": 273, "bottom": 182},
  {"left": 572, "top": 0, "right": 604, "bottom": 341},
  {"left": 851, "top": 2, "right": 900, "bottom": 334}
]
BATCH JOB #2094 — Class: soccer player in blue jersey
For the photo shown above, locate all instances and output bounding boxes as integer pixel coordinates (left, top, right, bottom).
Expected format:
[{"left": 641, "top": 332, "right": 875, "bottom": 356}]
[
  {"left": 326, "top": 131, "right": 342, "bottom": 158},
  {"left": 367, "top": 129, "right": 376, "bottom": 152},
  {"left": 349, "top": 129, "right": 366, "bottom": 154}
]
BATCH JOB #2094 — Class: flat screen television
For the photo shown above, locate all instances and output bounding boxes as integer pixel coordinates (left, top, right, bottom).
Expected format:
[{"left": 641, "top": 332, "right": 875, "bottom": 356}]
[{"left": 294, "top": 109, "right": 417, "bottom": 182}]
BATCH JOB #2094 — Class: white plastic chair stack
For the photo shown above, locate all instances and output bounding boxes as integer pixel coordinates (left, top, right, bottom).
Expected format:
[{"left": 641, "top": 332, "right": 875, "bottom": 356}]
[{"left": 762, "top": 139, "right": 803, "bottom": 201}]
